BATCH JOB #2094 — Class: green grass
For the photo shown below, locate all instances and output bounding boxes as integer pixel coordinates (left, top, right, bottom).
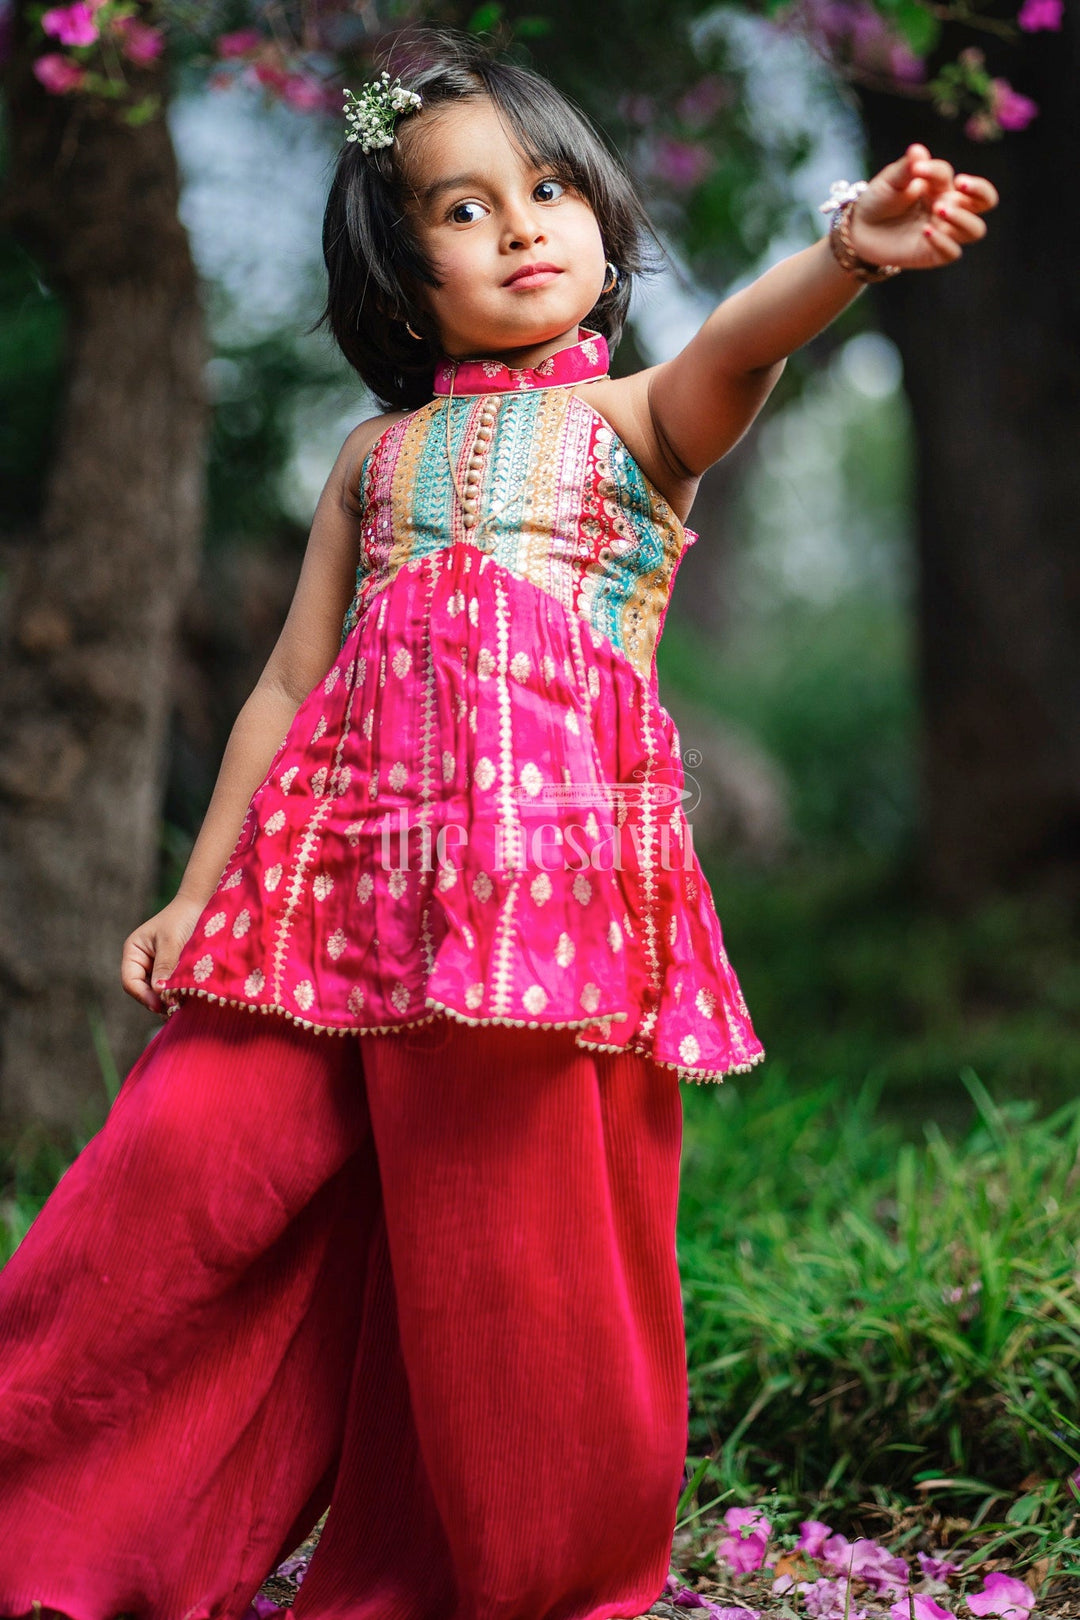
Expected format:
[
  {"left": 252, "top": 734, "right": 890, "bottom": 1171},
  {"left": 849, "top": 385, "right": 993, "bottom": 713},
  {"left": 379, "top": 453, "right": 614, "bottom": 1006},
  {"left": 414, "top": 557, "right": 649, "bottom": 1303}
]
[
  {"left": 702, "top": 852, "right": 1080, "bottom": 1130},
  {"left": 677, "top": 1063, "right": 1080, "bottom": 1560}
]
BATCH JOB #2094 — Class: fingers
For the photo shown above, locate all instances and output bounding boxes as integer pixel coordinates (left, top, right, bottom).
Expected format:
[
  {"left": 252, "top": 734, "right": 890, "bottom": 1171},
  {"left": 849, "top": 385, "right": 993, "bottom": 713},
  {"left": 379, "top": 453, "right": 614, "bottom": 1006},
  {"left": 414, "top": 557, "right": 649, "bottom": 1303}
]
[
  {"left": 921, "top": 220, "right": 964, "bottom": 262},
  {"left": 120, "top": 931, "right": 169, "bottom": 1016},
  {"left": 953, "top": 173, "right": 1000, "bottom": 213},
  {"left": 929, "top": 195, "right": 988, "bottom": 243},
  {"left": 882, "top": 142, "right": 928, "bottom": 188},
  {"left": 879, "top": 144, "right": 956, "bottom": 213},
  {"left": 151, "top": 946, "right": 180, "bottom": 991}
]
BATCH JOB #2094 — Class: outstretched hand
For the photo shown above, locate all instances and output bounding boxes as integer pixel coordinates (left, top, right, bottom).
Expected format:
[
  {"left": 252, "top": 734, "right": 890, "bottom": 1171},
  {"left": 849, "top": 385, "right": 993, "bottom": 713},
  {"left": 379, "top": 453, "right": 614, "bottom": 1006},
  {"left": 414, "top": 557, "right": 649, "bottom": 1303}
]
[{"left": 848, "top": 142, "right": 999, "bottom": 271}]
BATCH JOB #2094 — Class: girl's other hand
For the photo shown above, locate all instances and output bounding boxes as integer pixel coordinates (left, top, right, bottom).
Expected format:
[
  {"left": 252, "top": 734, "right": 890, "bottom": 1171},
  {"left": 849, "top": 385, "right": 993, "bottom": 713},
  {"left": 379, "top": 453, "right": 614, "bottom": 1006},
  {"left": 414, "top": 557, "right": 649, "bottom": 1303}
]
[
  {"left": 849, "top": 142, "right": 999, "bottom": 271},
  {"left": 121, "top": 893, "right": 207, "bottom": 1016}
]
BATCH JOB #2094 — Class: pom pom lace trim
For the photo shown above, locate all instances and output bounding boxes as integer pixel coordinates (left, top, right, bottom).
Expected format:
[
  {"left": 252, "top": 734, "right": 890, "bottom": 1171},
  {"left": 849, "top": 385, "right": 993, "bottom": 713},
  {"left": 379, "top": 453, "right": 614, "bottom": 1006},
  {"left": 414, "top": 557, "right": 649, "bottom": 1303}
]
[{"left": 158, "top": 984, "right": 764, "bottom": 1084}]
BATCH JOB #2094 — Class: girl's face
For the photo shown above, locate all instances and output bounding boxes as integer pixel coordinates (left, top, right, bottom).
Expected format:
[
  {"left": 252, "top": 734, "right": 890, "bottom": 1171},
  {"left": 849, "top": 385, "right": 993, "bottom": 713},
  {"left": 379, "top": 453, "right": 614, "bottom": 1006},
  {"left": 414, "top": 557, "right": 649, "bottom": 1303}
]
[{"left": 400, "top": 97, "right": 608, "bottom": 364}]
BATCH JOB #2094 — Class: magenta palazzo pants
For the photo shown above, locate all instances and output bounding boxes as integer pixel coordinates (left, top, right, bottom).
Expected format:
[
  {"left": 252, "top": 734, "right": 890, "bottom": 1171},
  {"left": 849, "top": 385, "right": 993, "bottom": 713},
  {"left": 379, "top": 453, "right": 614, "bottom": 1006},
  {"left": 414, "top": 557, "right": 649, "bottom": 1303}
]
[{"left": 0, "top": 1001, "right": 689, "bottom": 1620}]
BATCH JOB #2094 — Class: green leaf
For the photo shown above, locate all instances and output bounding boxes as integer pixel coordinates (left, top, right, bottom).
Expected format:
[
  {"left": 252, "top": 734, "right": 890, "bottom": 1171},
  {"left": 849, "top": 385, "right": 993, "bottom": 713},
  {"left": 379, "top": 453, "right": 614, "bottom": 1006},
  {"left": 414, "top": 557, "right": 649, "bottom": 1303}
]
[
  {"left": 893, "top": 2, "right": 941, "bottom": 55},
  {"left": 121, "top": 93, "right": 162, "bottom": 127},
  {"left": 467, "top": 2, "right": 503, "bottom": 31}
]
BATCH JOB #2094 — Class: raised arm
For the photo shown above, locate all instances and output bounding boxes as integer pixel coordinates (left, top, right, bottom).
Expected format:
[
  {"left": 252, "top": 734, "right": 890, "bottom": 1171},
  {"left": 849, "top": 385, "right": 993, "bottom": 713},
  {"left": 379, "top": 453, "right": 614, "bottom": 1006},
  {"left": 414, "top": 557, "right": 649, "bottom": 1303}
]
[
  {"left": 645, "top": 144, "right": 998, "bottom": 479},
  {"left": 121, "top": 408, "right": 406, "bottom": 1013}
]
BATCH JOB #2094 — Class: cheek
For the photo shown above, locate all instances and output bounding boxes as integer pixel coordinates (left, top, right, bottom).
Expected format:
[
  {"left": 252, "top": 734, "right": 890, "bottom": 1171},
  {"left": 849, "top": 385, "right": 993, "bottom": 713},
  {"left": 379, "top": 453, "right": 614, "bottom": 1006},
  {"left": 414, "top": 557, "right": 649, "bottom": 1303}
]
[
  {"left": 565, "top": 209, "right": 605, "bottom": 265},
  {"left": 428, "top": 243, "right": 488, "bottom": 307}
]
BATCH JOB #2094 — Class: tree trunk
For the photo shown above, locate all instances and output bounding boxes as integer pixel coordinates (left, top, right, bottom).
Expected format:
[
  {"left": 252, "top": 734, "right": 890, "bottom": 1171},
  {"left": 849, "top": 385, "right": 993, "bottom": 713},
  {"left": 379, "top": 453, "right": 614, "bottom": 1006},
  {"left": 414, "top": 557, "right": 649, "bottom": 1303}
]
[
  {"left": 0, "top": 28, "right": 208, "bottom": 1141},
  {"left": 858, "top": 7, "right": 1080, "bottom": 905}
]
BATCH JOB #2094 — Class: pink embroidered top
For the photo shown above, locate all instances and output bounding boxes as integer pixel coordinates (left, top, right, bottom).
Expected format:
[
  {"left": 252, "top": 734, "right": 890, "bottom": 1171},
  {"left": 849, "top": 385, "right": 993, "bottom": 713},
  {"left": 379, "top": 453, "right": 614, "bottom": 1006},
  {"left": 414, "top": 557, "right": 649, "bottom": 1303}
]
[{"left": 160, "top": 328, "right": 765, "bottom": 1083}]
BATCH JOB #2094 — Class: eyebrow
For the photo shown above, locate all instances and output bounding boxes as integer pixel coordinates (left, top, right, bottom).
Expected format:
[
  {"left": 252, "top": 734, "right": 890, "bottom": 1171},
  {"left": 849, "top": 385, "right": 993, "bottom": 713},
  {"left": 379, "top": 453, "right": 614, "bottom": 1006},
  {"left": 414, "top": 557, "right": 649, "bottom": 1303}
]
[{"left": 415, "top": 172, "right": 491, "bottom": 210}]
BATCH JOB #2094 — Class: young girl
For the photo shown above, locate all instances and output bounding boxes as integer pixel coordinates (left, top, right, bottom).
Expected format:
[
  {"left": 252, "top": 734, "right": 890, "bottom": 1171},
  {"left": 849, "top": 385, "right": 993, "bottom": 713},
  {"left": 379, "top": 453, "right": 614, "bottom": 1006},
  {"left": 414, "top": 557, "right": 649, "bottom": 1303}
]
[{"left": 0, "top": 25, "right": 997, "bottom": 1620}]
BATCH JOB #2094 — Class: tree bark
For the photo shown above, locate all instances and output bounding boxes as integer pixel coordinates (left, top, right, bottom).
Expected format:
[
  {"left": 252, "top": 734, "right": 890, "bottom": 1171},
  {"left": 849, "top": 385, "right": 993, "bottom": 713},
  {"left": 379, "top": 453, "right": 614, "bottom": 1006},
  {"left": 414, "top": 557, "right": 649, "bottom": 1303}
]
[
  {"left": 0, "top": 29, "right": 208, "bottom": 1140},
  {"left": 857, "top": 7, "right": 1080, "bottom": 905}
]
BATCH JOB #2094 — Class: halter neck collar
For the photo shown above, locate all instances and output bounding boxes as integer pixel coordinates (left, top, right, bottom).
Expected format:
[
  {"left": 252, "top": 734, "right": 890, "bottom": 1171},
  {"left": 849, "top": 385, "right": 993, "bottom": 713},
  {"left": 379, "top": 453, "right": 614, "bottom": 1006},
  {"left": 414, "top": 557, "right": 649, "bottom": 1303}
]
[{"left": 432, "top": 327, "right": 609, "bottom": 396}]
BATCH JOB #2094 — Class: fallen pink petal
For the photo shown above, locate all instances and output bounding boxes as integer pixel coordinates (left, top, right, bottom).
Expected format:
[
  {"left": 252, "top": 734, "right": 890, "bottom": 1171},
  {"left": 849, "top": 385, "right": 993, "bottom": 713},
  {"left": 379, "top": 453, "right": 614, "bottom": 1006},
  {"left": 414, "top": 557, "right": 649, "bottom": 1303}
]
[
  {"left": 965, "top": 1571, "right": 1037, "bottom": 1616},
  {"left": 797, "top": 1518, "right": 834, "bottom": 1557},
  {"left": 919, "top": 1551, "right": 963, "bottom": 1581},
  {"left": 890, "top": 1597, "right": 958, "bottom": 1620},
  {"left": 798, "top": 1575, "right": 869, "bottom": 1620}
]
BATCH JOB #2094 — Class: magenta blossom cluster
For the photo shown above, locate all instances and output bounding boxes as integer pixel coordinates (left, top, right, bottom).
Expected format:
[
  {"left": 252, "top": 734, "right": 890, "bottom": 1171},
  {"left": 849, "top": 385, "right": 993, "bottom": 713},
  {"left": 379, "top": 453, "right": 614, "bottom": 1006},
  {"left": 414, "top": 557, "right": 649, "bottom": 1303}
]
[
  {"left": 1017, "top": 0, "right": 1063, "bottom": 28},
  {"left": 33, "top": 0, "right": 163, "bottom": 96},
  {"left": 241, "top": 1548, "right": 310, "bottom": 1619},
  {"left": 210, "top": 28, "right": 339, "bottom": 116},
  {"left": 663, "top": 1572, "right": 763, "bottom": 1620},
  {"left": 664, "top": 1513, "right": 1037, "bottom": 1620},
  {"left": 792, "top": 0, "right": 927, "bottom": 86}
]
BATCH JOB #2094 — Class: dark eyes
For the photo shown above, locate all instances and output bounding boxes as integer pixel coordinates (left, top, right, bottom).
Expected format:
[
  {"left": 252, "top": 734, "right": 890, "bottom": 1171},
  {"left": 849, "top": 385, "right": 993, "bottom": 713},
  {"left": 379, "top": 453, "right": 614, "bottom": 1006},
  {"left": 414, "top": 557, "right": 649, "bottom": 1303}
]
[{"left": 448, "top": 177, "right": 567, "bottom": 224}]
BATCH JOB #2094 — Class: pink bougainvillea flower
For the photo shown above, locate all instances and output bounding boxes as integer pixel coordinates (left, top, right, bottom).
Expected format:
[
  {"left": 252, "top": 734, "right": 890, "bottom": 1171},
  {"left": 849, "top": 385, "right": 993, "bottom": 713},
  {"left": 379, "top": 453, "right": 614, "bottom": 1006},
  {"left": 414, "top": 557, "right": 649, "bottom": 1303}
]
[
  {"left": 649, "top": 135, "right": 714, "bottom": 190},
  {"left": 252, "top": 59, "right": 289, "bottom": 93},
  {"left": 817, "top": 1534, "right": 908, "bottom": 1598},
  {"left": 1017, "top": 0, "right": 1063, "bottom": 28},
  {"left": 965, "top": 1572, "right": 1036, "bottom": 1617},
  {"left": 241, "top": 1599, "right": 284, "bottom": 1620},
  {"left": 33, "top": 50, "right": 86, "bottom": 92},
  {"left": 989, "top": 77, "right": 1039, "bottom": 129},
  {"left": 848, "top": 1537, "right": 910, "bottom": 1598},
  {"left": 216, "top": 27, "right": 264, "bottom": 58},
  {"left": 617, "top": 90, "right": 656, "bottom": 125},
  {"left": 890, "top": 1597, "right": 958, "bottom": 1620},
  {"left": 675, "top": 75, "right": 728, "bottom": 126},
  {"left": 715, "top": 1505, "right": 772, "bottom": 1574},
  {"left": 281, "top": 73, "right": 324, "bottom": 111},
  {"left": 919, "top": 1551, "right": 963, "bottom": 1581},
  {"left": 797, "top": 1519, "right": 834, "bottom": 1558},
  {"left": 889, "top": 41, "right": 927, "bottom": 82},
  {"left": 41, "top": 2, "right": 99, "bottom": 46},
  {"left": 112, "top": 16, "right": 164, "bottom": 65},
  {"left": 798, "top": 1577, "right": 869, "bottom": 1620},
  {"left": 820, "top": 1530, "right": 854, "bottom": 1568},
  {"left": 660, "top": 1581, "right": 760, "bottom": 1620}
]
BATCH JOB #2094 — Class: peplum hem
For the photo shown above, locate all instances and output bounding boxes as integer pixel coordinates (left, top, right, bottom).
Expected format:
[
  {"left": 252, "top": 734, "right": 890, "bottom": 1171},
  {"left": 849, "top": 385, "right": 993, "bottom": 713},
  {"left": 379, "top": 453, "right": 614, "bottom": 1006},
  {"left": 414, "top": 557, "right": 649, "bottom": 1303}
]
[{"left": 159, "top": 985, "right": 764, "bottom": 1084}]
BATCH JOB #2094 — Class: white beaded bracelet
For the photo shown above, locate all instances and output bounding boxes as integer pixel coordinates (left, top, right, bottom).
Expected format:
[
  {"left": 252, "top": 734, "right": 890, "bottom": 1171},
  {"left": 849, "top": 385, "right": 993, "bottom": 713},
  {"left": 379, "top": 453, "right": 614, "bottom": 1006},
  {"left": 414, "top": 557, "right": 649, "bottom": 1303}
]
[{"left": 819, "top": 179, "right": 902, "bottom": 285}]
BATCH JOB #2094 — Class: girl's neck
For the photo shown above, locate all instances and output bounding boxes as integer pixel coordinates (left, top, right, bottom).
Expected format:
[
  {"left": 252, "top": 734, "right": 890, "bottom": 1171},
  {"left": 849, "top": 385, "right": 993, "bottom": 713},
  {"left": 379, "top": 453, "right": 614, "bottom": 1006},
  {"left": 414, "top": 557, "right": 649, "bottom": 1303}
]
[{"left": 439, "top": 323, "right": 587, "bottom": 371}]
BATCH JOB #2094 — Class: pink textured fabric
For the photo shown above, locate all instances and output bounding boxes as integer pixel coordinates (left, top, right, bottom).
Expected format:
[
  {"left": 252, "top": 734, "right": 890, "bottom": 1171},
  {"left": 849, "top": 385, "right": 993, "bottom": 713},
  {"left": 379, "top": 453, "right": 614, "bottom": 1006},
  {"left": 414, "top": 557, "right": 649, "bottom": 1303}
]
[
  {"left": 0, "top": 1000, "right": 689, "bottom": 1620},
  {"left": 161, "top": 331, "right": 765, "bottom": 1083},
  {"left": 432, "top": 322, "right": 611, "bottom": 393}
]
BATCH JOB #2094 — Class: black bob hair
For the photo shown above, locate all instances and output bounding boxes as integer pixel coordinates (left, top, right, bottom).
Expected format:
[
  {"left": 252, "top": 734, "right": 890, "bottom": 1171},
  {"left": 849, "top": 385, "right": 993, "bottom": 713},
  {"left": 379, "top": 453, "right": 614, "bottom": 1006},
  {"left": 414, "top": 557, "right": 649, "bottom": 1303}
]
[{"left": 314, "top": 26, "right": 663, "bottom": 410}]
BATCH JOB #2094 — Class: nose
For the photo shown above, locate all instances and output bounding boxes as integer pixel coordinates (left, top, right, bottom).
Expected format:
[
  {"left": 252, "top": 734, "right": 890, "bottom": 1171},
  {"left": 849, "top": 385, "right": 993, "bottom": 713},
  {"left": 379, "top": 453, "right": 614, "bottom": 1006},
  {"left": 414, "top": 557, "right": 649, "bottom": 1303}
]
[{"left": 501, "top": 193, "right": 548, "bottom": 252}]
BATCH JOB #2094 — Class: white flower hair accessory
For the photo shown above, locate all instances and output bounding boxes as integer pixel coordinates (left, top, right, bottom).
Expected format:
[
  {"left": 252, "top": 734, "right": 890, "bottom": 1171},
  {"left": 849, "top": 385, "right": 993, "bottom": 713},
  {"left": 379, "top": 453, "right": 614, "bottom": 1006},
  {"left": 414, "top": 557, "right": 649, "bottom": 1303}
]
[{"left": 343, "top": 71, "right": 422, "bottom": 152}]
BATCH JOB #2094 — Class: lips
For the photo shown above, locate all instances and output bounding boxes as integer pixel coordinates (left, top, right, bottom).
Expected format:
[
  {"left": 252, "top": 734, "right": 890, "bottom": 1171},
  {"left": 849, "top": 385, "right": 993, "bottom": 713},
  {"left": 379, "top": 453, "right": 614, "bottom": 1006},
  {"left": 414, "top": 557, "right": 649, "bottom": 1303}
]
[{"left": 502, "top": 262, "right": 563, "bottom": 287}]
